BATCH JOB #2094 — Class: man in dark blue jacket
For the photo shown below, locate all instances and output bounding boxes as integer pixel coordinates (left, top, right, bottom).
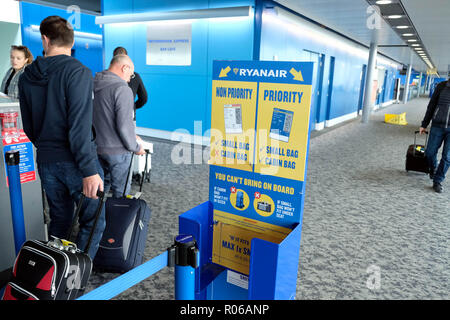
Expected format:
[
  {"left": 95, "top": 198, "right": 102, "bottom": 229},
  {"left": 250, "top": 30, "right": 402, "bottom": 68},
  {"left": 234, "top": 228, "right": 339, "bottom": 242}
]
[
  {"left": 419, "top": 79, "right": 450, "bottom": 193},
  {"left": 19, "top": 16, "right": 105, "bottom": 258}
]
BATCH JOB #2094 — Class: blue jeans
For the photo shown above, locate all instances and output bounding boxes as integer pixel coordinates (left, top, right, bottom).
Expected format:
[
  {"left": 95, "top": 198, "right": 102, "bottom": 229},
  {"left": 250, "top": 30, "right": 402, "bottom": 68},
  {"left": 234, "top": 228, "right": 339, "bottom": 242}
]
[
  {"left": 38, "top": 160, "right": 105, "bottom": 259},
  {"left": 425, "top": 126, "right": 450, "bottom": 184},
  {"left": 98, "top": 153, "right": 132, "bottom": 198}
]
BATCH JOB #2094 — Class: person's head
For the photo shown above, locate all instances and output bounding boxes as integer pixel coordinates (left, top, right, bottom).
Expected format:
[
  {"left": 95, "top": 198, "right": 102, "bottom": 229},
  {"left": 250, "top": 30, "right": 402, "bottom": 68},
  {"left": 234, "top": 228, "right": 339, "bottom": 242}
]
[
  {"left": 108, "top": 54, "right": 135, "bottom": 82},
  {"left": 39, "top": 15, "right": 74, "bottom": 54},
  {"left": 113, "top": 47, "right": 128, "bottom": 56},
  {"left": 10, "top": 45, "right": 33, "bottom": 71}
]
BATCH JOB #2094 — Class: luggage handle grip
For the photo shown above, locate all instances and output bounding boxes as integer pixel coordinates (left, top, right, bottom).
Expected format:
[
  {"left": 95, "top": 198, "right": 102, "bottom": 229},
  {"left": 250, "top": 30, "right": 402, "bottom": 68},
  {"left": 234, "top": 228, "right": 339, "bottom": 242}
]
[
  {"left": 67, "top": 190, "right": 106, "bottom": 254},
  {"left": 413, "top": 131, "right": 428, "bottom": 157}
]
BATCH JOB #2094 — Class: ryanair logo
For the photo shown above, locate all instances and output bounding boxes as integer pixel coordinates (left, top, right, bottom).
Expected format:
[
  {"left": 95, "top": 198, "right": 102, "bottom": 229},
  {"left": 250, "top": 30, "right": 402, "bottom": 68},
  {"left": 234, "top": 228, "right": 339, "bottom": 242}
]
[{"left": 219, "top": 66, "right": 304, "bottom": 82}]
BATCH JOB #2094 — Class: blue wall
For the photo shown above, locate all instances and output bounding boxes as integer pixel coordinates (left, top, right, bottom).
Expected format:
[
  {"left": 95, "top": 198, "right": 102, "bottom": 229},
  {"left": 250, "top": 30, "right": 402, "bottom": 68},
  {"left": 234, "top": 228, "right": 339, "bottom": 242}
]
[
  {"left": 20, "top": 1, "right": 103, "bottom": 76},
  {"left": 102, "top": 0, "right": 403, "bottom": 135},
  {"left": 103, "top": 0, "right": 255, "bottom": 135}
]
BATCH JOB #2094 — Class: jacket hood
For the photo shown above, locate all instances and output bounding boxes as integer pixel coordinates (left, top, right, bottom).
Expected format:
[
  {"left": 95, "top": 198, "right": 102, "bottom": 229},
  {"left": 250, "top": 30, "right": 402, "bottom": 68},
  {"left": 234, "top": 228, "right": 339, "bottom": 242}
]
[
  {"left": 22, "top": 55, "right": 75, "bottom": 87},
  {"left": 94, "top": 70, "right": 127, "bottom": 93}
]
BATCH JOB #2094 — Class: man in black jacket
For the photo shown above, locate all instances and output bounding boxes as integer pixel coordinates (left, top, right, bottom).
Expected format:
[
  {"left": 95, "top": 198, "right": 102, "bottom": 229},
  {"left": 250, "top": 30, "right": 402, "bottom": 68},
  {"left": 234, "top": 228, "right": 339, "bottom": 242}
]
[
  {"left": 419, "top": 79, "right": 450, "bottom": 193},
  {"left": 19, "top": 16, "right": 105, "bottom": 258}
]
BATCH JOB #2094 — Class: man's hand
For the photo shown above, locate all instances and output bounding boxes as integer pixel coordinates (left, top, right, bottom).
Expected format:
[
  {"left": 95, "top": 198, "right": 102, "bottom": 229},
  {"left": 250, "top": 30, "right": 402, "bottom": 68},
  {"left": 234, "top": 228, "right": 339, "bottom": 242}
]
[
  {"left": 135, "top": 145, "right": 146, "bottom": 156},
  {"left": 82, "top": 174, "right": 104, "bottom": 199},
  {"left": 419, "top": 127, "right": 428, "bottom": 134}
]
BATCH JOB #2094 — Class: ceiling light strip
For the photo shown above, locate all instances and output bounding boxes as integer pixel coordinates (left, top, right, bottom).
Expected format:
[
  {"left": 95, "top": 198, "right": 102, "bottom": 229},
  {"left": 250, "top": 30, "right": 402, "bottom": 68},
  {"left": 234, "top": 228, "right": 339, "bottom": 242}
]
[{"left": 95, "top": 6, "right": 251, "bottom": 24}]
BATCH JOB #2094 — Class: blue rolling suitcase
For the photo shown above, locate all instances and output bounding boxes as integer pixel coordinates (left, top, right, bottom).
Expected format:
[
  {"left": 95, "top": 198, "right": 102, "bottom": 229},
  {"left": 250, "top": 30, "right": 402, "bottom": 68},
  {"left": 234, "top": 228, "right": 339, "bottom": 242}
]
[{"left": 93, "top": 154, "right": 151, "bottom": 273}]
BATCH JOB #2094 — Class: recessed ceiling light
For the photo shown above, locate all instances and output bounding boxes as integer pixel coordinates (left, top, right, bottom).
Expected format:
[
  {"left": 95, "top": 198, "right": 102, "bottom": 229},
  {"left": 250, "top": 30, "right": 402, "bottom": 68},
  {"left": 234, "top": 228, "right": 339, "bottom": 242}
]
[
  {"left": 402, "top": 33, "right": 414, "bottom": 36},
  {"left": 387, "top": 15, "right": 402, "bottom": 19},
  {"left": 411, "top": 44, "right": 420, "bottom": 47},
  {"left": 376, "top": 0, "right": 392, "bottom": 4},
  {"left": 414, "top": 47, "right": 422, "bottom": 50},
  {"left": 407, "top": 39, "right": 417, "bottom": 42},
  {"left": 396, "top": 26, "right": 410, "bottom": 29}
]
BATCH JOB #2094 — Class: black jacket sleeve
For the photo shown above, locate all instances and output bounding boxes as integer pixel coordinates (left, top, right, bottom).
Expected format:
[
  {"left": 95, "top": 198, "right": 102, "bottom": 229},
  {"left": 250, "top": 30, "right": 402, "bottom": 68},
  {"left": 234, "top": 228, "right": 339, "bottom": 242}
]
[
  {"left": 66, "top": 67, "right": 98, "bottom": 178},
  {"left": 134, "top": 73, "right": 148, "bottom": 110},
  {"left": 421, "top": 81, "right": 446, "bottom": 128}
]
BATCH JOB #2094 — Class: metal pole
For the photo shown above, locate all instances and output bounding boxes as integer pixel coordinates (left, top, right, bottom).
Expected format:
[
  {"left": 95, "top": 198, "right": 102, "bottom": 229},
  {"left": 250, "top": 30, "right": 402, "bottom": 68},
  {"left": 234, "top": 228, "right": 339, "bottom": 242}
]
[
  {"left": 361, "top": 42, "right": 377, "bottom": 124},
  {"left": 402, "top": 64, "right": 412, "bottom": 104},
  {"left": 173, "top": 234, "right": 199, "bottom": 300},
  {"left": 417, "top": 72, "right": 422, "bottom": 98},
  {"left": 5, "top": 150, "right": 26, "bottom": 254},
  {"left": 175, "top": 265, "right": 196, "bottom": 300}
]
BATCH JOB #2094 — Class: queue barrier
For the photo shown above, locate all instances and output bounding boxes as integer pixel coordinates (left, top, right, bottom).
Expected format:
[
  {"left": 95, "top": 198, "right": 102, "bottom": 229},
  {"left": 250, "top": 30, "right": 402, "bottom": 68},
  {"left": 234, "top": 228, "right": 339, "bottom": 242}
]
[{"left": 78, "top": 235, "right": 199, "bottom": 300}]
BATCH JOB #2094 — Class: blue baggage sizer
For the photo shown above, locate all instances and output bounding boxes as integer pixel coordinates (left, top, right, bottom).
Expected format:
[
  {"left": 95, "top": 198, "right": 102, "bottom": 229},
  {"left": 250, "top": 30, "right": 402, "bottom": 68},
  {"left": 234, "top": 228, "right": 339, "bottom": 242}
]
[{"left": 93, "top": 154, "right": 151, "bottom": 273}]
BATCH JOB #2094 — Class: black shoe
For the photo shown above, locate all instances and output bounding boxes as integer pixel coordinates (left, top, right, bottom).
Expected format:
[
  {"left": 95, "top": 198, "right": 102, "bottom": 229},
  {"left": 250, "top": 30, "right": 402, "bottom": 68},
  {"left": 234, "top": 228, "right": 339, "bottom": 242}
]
[{"left": 433, "top": 182, "right": 443, "bottom": 193}]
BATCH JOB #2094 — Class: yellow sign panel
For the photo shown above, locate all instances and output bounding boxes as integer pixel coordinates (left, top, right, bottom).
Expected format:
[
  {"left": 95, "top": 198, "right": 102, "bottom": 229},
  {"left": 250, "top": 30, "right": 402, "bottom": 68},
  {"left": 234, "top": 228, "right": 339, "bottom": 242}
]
[
  {"left": 254, "top": 83, "right": 312, "bottom": 181},
  {"left": 212, "top": 210, "right": 291, "bottom": 275},
  {"left": 209, "top": 80, "right": 258, "bottom": 172}
]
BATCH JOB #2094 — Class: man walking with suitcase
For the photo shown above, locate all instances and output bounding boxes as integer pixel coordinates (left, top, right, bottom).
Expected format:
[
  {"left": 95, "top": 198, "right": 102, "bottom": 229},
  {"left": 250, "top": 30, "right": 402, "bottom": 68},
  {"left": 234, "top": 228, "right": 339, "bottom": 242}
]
[
  {"left": 419, "top": 79, "right": 450, "bottom": 193},
  {"left": 18, "top": 16, "right": 105, "bottom": 259},
  {"left": 93, "top": 54, "right": 145, "bottom": 198}
]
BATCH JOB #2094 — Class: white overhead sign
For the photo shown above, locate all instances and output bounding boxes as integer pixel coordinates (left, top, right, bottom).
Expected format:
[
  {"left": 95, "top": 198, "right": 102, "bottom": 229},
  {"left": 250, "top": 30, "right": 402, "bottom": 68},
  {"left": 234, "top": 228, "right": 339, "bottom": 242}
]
[{"left": 146, "top": 22, "right": 191, "bottom": 66}]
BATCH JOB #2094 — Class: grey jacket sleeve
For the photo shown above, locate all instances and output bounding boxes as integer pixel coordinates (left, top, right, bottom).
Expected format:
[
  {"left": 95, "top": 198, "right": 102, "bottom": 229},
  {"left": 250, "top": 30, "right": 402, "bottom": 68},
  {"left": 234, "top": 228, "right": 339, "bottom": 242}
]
[{"left": 114, "top": 85, "right": 141, "bottom": 153}]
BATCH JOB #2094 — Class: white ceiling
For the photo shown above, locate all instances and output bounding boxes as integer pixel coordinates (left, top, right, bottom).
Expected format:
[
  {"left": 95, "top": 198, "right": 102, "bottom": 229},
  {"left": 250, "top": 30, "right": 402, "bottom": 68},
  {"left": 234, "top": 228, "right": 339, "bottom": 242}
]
[
  {"left": 274, "top": 0, "right": 448, "bottom": 75},
  {"left": 401, "top": 0, "right": 450, "bottom": 76}
]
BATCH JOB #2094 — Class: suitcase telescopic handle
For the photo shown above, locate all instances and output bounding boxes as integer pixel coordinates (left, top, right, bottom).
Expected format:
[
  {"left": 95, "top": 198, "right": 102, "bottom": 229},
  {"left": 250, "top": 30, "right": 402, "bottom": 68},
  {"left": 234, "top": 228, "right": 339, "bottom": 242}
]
[
  {"left": 413, "top": 131, "right": 428, "bottom": 156},
  {"left": 67, "top": 190, "right": 106, "bottom": 254}
]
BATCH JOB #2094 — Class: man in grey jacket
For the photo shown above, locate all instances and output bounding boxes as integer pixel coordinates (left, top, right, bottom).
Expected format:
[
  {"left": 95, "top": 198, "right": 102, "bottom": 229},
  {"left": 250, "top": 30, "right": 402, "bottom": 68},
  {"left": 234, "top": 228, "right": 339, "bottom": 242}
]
[{"left": 93, "top": 54, "right": 145, "bottom": 198}]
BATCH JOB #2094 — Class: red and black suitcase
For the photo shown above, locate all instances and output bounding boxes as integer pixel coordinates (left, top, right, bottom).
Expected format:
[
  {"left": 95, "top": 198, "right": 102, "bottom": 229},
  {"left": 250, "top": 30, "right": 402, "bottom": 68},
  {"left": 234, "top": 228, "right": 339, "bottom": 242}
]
[
  {"left": 2, "top": 191, "right": 105, "bottom": 300},
  {"left": 405, "top": 131, "right": 430, "bottom": 174}
]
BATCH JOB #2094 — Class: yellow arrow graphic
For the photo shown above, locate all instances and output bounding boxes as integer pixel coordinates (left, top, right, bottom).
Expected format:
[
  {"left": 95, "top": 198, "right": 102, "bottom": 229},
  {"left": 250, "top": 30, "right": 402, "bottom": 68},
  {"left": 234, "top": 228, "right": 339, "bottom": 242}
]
[
  {"left": 289, "top": 68, "right": 304, "bottom": 81},
  {"left": 219, "top": 66, "right": 231, "bottom": 78}
]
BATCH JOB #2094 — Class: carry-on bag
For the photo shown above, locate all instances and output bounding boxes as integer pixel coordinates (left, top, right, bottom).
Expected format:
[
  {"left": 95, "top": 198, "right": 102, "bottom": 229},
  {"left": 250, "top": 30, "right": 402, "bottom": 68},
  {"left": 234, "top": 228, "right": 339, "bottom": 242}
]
[
  {"left": 405, "top": 131, "right": 430, "bottom": 174},
  {"left": 93, "top": 154, "right": 151, "bottom": 273},
  {"left": 2, "top": 191, "right": 105, "bottom": 300}
]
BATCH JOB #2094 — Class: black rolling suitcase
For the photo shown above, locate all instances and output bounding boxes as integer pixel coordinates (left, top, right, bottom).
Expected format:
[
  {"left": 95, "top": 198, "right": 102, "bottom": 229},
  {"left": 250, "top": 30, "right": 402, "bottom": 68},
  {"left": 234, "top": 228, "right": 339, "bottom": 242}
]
[
  {"left": 93, "top": 154, "right": 151, "bottom": 273},
  {"left": 2, "top": 191, "right": 105, "bottom": 300},
  {"left": 405, "top": 131, "right": 430, "bottom": 174}
]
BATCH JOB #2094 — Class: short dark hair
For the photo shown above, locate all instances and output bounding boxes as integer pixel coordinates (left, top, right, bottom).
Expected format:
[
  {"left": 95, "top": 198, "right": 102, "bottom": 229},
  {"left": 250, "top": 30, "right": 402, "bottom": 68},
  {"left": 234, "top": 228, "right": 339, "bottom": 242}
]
[
  {"left": 113, "top": 47, "right": 128, "bottom": 56},
  {"left": 40, "top": 16, "right": 74, "bottom": 48}
]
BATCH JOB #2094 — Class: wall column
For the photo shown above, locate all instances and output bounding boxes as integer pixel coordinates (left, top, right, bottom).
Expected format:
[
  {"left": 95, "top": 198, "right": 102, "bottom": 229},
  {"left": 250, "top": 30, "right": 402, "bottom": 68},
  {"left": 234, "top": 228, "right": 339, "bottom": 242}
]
[
  {"left": 417, "top": 72, "right": 423, "bottom": 97},
  {"left": 361, "top": 42, "right": 377, "bottom": 124},
  {"left": 402, "top": 64, "right": 412, "bottom": 104}
]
